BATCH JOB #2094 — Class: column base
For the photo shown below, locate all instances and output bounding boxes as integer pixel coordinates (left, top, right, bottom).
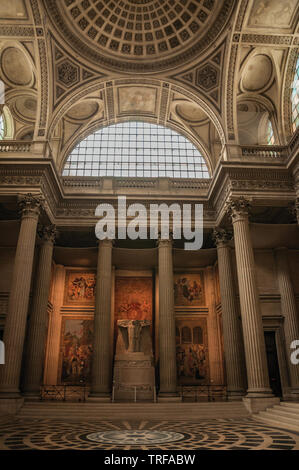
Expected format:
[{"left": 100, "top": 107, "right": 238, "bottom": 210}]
[
  {"left": 23, "top": 394, "right": 41, "bottom": 402},
  {"left": 243, "top": 396, "right": 280, "bottom": 414},
  {"left": 0, "top": 397, "right": 24, "bottom": 415},
  {"left": 246, "top": 387, "right": 274, "bottom": 398},
  {"left": 22, "top": 388, "right": 41, "bottom": 400},
  {"left": 158, "top": 392, "right": 182, "bottom": 403},
  {"left": 227, "top": 390, "right": 246, "bottom": 401},
  {"left": 285, "top": 388, "right": 299, "bottom": 402},
  {"left": 88, "top": 394, "right": 111, "bottom": 403}
]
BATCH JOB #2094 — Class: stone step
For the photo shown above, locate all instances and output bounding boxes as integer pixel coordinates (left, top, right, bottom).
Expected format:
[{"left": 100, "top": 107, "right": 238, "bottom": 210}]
[
  {"left": 17, "top": 402, "right": 249, "bottom": 420},
  {"left": 253, "top": 414, "right": 299, "bottom": 434},
  {"left": 253, "top": 403, "right": 299, "bottom": 434},
  {"left": 280, "top": 402, "right": 299, "bottom": 410},
  {"left": 271, "top": 405, "right": 299, "bottom": 418},
  {"left": 259, "top": 410, "right": 299, "bottom": 426}
]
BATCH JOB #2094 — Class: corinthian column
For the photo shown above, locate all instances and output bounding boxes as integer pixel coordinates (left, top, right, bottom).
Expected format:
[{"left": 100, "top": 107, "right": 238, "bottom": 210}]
[
  {"left": 158, "top": 238, "right": 180, "bottom": 401},
  {"left": 227, "top": 198, "right": 272, "bottom": 398},
  {"left": 22, "top": 225, "right": 56, "bottom": 397},
  {"left": 90, "top": 239, "right": 113, "bottom": 401},
  {"left": 0, "top": 194, "right": 42, "bottom": 398},
  {"left": 275, "top": 247, "right": 299, "bottom": 399},
  {"left": 213, "top": 228, "right": 246, "bottom": 399}
]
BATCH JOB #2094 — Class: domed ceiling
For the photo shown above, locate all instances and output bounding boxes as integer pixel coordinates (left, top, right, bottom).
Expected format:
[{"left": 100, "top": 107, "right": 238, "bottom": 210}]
[{"left": 44, "top": 0, "right": 235, "bottom": 73}]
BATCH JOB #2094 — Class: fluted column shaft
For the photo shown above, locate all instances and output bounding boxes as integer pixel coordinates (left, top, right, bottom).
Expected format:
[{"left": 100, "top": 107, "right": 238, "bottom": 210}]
[
  {"left": 206, "top": 265, "right": 223, "bottom": 385},
  {"left": 228, "top": 199, "right": 272, "bottom": 397},
  {"left": 0, "top": 194, "right": 42, "bottom": 397},
  {"left": 22, "top": 226, "right": 56, "bottom": 396},
  {"left": 214, "top": 229, "right": 246, "bottom": 399},
  {"left": 43, "top": 264, "right": 65, "bottom": 385},
  {"left": 276, "top": 248, "right": 299, "bottom": 395},
  {"left": 90, "top": 239, "right": 113, "bottom": 398},
  {"left": 158, "top": 239, "right": 178, "bottom": 397}
]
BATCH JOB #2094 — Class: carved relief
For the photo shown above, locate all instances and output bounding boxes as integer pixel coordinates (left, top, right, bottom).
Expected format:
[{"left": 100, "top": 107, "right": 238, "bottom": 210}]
[
  {"left": 57, "top": 60, "right": 79, "bottom": 88},
  {"left": 248, "top": 0, "right": 298, "bottom": 29},
  {"left": 118, "top": 86, "right": 157, "bottom": 115},
  {"left": 196, "top": 64, "right": 219, "bottom": 91}
]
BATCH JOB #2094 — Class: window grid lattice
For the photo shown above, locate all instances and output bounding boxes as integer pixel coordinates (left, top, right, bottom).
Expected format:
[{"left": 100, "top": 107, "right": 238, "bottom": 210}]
[
  {"left": 63, "top": 122, "right": 210, "bottom": 179},
  {"left": 292, "top": 55, "right": 299, "bottom": 133}
]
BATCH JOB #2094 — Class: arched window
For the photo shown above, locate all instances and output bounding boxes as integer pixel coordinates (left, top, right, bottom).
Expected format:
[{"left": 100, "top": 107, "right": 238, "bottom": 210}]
[
  {"left": 0, "top": 114, "right": 4, "bottom": 140},
  {"left": 0, "top": 106, "right": 14, "bottom": 140},
  {"left": 63, "top": 121, "right": 210, "bottom": 179},
  {"left": 291, "top": 55, "right": 299, "bottom": 133},
  {"left": 266, "top": 119, "right": 275, "bottom": 145}
]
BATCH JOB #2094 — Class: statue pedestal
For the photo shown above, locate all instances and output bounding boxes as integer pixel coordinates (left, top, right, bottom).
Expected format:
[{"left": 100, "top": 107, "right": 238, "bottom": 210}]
[{"left": 113, "top": 353, "right": 155, "bottom": 402}]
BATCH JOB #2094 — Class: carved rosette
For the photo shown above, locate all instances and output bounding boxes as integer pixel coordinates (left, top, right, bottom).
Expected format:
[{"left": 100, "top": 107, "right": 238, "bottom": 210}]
[
  {"left": 18, "top": 193, "right": 43, "bottom": 219},
  {"left": 38, "top": 224, "right": 57, "bottom": 244},
  {"left": 212, "top": 227, "right": 233, "bottom": 247},
  {"left": 226, "top": 197, "right": 251, "bottom": 223}
]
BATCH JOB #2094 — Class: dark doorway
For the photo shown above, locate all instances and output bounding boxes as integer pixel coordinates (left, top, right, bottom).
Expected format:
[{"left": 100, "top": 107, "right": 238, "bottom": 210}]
[{"left": 264, "top": 331, "right": 282, "bottom": 398}]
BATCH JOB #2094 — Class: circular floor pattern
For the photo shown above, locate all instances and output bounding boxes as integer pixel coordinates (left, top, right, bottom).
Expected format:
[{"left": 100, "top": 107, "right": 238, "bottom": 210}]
[
  {"left": 0, "top": 418, "right": 298, "bottom": 450},
  {"left": 86, "top": 429, "right": 185, "bottom": 445}
]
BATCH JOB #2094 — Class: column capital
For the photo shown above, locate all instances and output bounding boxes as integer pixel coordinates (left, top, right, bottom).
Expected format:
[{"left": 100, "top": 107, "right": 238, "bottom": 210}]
[
  {"left": 226, "top": 197, "right": 251, "bottom": 222},
  {"left": 157, "top": 237, "right": 173, "bottom": 249},
  {"left": 18, "top": 193, "right": 43, "bottom": 219},
  {"left": 38, "top": 224, "right": 57, "bottom": 244},
  {"left": 98, "top": 238, "right": 114, "bottom": 249},
  {"left": 213, "top": 227, "right": 233, "bottom": 247}
]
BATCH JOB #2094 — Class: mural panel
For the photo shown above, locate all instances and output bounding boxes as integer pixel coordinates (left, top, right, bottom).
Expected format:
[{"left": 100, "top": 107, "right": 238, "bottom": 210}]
[
  {"left": 114, "top": 277, "right": 153, "bottom": 322},
  {"left": 176, "top": 317, "right": 209, "bottom": 385},
  {"left": 174, "top": 273, "right": 205, "bottom": 307},
  {"left": 64, "top": 271, "right": 96, "bottom": 304},
  {"left": 59, "top": 318, "right": 93, "bottom": 384}
]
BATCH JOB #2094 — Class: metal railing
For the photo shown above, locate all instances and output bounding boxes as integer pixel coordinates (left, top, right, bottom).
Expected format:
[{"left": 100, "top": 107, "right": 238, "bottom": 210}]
[
  {"left": 112, "top": 384, "right": 157, "bottom": 403},
  {"left": 179, "top": 385, "right": 228, "bottom": 402},
  {"left": 40, "top": 384, "right": 88, "bottom": 402}
]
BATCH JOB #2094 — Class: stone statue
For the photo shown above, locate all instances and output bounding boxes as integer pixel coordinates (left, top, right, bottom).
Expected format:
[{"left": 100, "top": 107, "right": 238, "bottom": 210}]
[{"left": 118, "top": 319, "right": 151, "bottom": 353}]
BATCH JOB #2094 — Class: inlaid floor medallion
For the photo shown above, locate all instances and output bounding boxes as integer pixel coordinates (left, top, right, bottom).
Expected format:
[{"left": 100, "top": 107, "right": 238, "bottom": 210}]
[{"left": 86, "top": 430, "right": 185, "bottom": 445}]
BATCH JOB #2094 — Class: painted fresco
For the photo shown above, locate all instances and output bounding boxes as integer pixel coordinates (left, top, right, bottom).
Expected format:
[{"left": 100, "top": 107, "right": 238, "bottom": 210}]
[
  {"left": 64, "top": 271, "right": 96, "bottom": 304},
  {"left": 60, "top": 318, "right": 93, "bottom": 384},
  {"left": 114, "top": 277, "right": 153, "bottom": 322},
  {"left": 176, "top": 318, "right": 209, "bottom": 385},
  {"left": 174, "top": 273, "right": 205, "bottom": 306}
]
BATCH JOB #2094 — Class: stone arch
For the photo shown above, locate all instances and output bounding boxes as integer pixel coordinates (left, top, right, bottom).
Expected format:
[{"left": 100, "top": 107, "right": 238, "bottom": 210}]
[{"left": 49, "top": 78, "right": 226, "bottom": 175}]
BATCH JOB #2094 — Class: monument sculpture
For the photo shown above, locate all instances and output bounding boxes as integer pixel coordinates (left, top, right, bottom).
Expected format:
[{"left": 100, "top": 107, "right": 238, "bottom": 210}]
[{"left": 113, "top": 319, "right": 155, "bottom": 401}]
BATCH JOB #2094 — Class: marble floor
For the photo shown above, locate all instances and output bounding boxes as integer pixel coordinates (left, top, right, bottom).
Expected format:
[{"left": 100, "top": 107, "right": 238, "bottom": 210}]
[{"left": 0, "top": 416, "right": 298, "bottom": 450}]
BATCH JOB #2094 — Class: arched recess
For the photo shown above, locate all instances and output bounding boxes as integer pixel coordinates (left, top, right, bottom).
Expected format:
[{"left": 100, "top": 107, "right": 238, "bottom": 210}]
[
  {"left": 48, "top": 78, "right": 226, "bottom": 176},
  {"left": 237, "top": 46, "right": 282, "bottom": 145},
  {"left": 282, "top": 48, "right": 299, "bottom": 140},
  {"left": 0, "top": 40, "right": 37, "bottom": 140},
  {"left": 0, "top": 105, "right": 15, "bottom": 140},
  {"left": 237, "top": 95, "right": 279, "bottom": 146}
]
